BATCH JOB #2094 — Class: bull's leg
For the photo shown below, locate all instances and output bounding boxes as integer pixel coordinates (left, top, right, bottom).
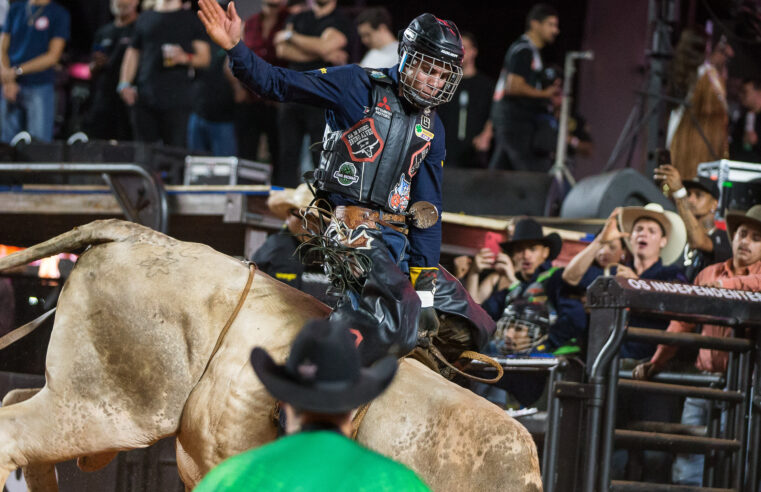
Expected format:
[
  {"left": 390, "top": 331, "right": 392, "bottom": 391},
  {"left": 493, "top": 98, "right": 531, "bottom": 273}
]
[
  {"left": 0, "top": 386, "right": 173, "bottom": 491},
  {"left": 1, "top": 388, "right": 58, "bottom": 492}
]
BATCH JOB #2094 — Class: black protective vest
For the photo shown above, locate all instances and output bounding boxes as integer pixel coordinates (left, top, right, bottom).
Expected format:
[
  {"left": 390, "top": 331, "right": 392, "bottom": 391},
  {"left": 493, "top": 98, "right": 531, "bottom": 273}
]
[{"left": 315, "top": 70, "right": 434, "bottom": 214}]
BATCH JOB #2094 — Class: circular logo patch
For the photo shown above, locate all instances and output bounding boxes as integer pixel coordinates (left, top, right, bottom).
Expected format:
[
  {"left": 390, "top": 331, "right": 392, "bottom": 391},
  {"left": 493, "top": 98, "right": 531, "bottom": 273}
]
[{"left": 333, "top": 162, "right": 359, "bottom": 186}]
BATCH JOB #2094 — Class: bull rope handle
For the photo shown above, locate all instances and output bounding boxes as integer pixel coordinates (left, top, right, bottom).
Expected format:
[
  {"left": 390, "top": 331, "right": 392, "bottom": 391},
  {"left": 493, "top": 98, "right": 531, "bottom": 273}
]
[{"left": 429, "top": 345, "right": 504, "bottom": 384}]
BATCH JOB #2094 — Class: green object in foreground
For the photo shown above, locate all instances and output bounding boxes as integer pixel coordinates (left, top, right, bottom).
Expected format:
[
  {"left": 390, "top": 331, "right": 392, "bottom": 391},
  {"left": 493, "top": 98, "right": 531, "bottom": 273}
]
[{"left": 194, "top": 430, "right": 431, "bottom": 491}]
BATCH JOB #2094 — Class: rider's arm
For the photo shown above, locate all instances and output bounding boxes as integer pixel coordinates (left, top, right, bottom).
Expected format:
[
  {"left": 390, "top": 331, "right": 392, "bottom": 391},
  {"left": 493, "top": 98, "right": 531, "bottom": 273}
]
[
  {"left": 226, "top": 41, "right": 364, "bottom": 112},
  {"left": 408, "top": 115, "right": 445, "bottom": 271}
]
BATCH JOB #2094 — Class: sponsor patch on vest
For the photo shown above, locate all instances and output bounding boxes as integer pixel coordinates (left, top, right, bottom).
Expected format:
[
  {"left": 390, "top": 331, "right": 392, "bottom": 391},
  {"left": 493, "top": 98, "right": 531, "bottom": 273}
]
[
  {"left": 387, "top": 174, "right": 411, "bottom": 212},
  {"left": 421, "top": 115, "right": 431, "bottom": 129},
  {"left": 369, "top": 70, "right": 387, "bottom": 79},
  {"left": 414, "top": 124, "right": 434, "bottom": 142},
  {"left": 341, "top": 118, "right": 384, "bottom": 162},
  {"left": 333, "top": 162, "right": 360, "bottom": 186},
  {"left": 408, "top": 142, "right": 430, "bottom": 177},
  {"left": 375, "top": 106, "right": 392, "bottom": 119}
]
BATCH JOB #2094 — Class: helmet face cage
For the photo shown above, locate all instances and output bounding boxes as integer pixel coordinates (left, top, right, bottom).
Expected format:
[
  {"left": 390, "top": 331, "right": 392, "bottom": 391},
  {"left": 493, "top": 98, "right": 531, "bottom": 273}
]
[
  {"left": 399, "top": 49, "right": 463, "bottom": 108},
  {"left": 495, "top": 303, "right": 550, "bottom": 355}
]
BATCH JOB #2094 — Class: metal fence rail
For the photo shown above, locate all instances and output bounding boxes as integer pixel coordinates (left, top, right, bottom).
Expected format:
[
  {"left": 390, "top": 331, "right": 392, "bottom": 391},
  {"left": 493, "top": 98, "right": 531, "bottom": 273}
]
[{"left": 544, "top": 276, "right": 761, "bottom": 492}]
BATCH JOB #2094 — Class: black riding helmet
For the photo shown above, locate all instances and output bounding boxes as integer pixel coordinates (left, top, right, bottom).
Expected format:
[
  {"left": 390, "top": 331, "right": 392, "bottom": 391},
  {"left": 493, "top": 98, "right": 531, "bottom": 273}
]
[
  {"left": 496, "top": 301, "right": 551, "bottom": 355},
  {"left": 397, "top": 13, "right": 464, "bottom": 108}
]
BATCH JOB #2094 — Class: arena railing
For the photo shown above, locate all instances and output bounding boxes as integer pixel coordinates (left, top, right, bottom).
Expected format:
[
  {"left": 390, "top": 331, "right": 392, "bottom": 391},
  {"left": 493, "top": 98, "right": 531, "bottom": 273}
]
[
  {"left": 0, "top": 162, "right": 169, "bottom": 233},
  {"left": 543, "top": 276, "right": 761, "bottom": 492}
]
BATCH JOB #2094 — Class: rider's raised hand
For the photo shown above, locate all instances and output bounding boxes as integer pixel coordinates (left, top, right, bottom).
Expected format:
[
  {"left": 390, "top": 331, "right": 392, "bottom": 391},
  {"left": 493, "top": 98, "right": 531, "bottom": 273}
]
[{"left": 198, "top": 0, "right": 242, "bottom": 51}]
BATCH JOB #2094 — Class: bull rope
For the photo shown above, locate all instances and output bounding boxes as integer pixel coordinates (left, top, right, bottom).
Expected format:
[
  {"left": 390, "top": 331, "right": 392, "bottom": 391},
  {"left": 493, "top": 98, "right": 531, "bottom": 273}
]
[
  {"left": 351, "top": 402, "right": 372, "bottom": 440},
  {"left": 200, "top": 262, "right": 256, "bottom": 377}
]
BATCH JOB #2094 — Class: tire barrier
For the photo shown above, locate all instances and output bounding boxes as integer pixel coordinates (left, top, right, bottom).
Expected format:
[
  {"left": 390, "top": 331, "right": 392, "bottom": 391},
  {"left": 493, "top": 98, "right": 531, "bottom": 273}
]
[
  {"left": 441, "top": 169, "right": 553, "bottom": 216},
  {"left": 544, "top": 276, "right": 761, "bottom": 491},
  {"left": 560, "top": 169, "right": 674, "bottom": 219}
]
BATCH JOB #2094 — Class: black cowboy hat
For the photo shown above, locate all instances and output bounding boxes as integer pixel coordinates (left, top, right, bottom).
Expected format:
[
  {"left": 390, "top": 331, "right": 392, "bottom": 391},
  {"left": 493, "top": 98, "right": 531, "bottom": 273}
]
[
  {"left": 499, "top": 218, "right": 562, "bottom": 262},
  {"left": 726, "top": 205, "right": 761, "bottom": 241},
  {"left": 250, "top": 318, "right": 397, "bottom": 414},
  {"left": 682, "top": 176, "right": 720, "bottom": 200}
]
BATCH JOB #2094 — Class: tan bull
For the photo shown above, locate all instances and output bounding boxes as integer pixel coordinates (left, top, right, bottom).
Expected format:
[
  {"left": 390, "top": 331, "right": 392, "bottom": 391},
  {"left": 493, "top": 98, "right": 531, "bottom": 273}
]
[{"left": 0, "top": 220, "right": 541, "bottom": 491}]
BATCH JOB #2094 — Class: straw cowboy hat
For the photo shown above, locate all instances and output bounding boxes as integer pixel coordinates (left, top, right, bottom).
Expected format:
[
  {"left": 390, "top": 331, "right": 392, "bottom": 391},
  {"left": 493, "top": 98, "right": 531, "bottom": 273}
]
[
  {"left": 726, "top": 205, "right": 761, "bottom": 240},
  {"left": 618, "top": 203, "right": 687, "bottom": 265},
  {"left": 250, "top": 319, "right": 397, "bottom": 413},
  {"left": 499, "top": 218, "right": 562, "bottom": 262},
  {"left": 267, "top": 184, "right": 314, "bottom": 220}
]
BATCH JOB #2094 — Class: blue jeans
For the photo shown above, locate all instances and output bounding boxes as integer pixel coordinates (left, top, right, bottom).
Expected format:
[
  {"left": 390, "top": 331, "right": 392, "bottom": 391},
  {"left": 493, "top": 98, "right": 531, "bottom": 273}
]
[
  {"left": 672, "top": 397, "right": 711, "bottom": 485},
  {"left": 1, "top": 83, "right": 55, "bottom": 142},
  {"left": 186, "top": 113, "right": 237, "bottom": 156}
]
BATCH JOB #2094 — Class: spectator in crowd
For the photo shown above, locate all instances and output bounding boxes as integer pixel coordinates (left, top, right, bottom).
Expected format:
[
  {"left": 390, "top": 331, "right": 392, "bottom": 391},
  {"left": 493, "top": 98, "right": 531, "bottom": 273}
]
[
  {"left": 633, "top": 205, "right": 761, "bottom": 486},
  {"left": 0, "top": 0, "right": 70, "bottom": 143},
  {"left": 118, "top": 0, "right": 210, "bottom": 147},
  {"left": 237, "top": 0, "right": 288, "bottom": 163},
  {"left": 356, "top": 7, "right": 397, "bottom": 69},
  {"left": 730, "top": 78, "right": 761, "bottom": 163},
  {"left": 470, "top": 218, "right": 584, "bottom": 407},
  {"left": 272, "top": 0, "right": 353, "bottom": 187},
  {"left": 252, "top": 184, "right": 340, "bottom": 307},
  {"left": 489, "top": 4, "right": 560, "bottom": 172},
  {"left": 668, "top": 28, "right": 733, "bottom": 179},
  {"left": 654, "top": 163, "right": 731, "bottom": 282},
  {"left": 285, "top": 0, "right": 307, "bottom": 15},
  {"left": 464, "top": 245, "right": 517, "bottom": 304},
  {"left": 561, "top": 209, "right": 629, "bottom": 289},
  {"left": 436, "top": 32, "right": 494, "bottom": 168},
  {"left": 186, "top": 40, "right": 237, "bottom": 156},
  {"left": 85, "top": 0, "right": 139, "bottom": 141},
  {"left": 451, "top": 255, "right": 472, "bottom": 281},
  {"left": 194, "top": 317, "right": 429, "bottom": 491},
  {"left": 480, "top": 218, "right": 586, "bottom": 354},
  {"left": 612, "top": 204, "right": 688, "bottom": 482},
  {"left": 616, "top": 203, "right": 688, "bottom": 358}
]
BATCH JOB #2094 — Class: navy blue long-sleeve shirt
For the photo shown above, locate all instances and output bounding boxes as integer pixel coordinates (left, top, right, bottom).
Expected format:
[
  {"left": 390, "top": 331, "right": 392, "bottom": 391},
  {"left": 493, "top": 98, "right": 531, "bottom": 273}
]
[{"left": 227, "top": 41, "right": 445, "bottom": 268}]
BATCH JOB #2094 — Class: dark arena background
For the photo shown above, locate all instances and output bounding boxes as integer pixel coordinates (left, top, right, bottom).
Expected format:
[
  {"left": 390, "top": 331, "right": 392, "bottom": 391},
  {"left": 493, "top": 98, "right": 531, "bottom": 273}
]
[{"left": 1, "top": 0, "right": 761, "bottom": 490}]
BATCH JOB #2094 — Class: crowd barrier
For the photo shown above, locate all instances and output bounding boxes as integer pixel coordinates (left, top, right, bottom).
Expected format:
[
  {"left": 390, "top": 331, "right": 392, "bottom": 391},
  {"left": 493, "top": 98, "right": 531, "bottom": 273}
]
[{"left": 544, "top": 276, "right": 761, "bottom": 491}]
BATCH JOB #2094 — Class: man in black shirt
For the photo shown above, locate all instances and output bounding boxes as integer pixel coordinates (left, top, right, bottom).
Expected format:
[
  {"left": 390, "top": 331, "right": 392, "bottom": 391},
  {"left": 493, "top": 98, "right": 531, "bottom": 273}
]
[
  {"left": 86, "top": 0, "right": 138, "bottom": 141},
  {"left": 489, "top": 4, "right": 560, "bottom": 171},
  {"left": 187, "top": 42, "right": 237, "bottom": 156},
  {"left": 654, "top": 164, "right": 731, "bottom": 281},
  {"left": 436, "top": 32, "right": 494, "bottom": 168},
  {"left": 117, "top": 0, "right": 210, "bottom": 147},
  {"left": 271, "top": 0, "right": 353, "bottom": 187}
]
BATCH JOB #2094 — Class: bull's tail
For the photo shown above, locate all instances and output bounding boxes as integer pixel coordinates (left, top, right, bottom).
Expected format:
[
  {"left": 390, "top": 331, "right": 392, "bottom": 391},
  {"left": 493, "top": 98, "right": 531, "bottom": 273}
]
[{"left": 0, "top": 219, "right": 162, "bottom": 272}]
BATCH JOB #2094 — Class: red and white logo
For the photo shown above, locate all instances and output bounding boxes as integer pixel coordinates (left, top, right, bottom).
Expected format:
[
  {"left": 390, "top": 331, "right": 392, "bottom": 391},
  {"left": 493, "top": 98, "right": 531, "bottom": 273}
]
[{"left": 35, "top": 16, "right": 50, "bottom": 31}]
